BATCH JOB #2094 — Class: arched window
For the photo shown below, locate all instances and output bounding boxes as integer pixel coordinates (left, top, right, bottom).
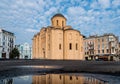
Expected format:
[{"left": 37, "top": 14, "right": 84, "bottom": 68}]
[
  {"left": 57, "top": 20, "right": 58, "bottom": 25},
  {"left": 62, "top": 21, "right": 64, "bottom": 27},
  {"left": 59, "top": 75, "right": 61, "bottom": 80},
  {"left": 76, "top": 43, "right": 78, "bottom": 50},
  {"left": 70, "top": 76, "right": 72, "bottom": 80},
  {"left": 69, "top": 43, "right": 72, "bottom": 50},
  {"left": 59, "top": 44, "right": 61, "bottom": 50}
]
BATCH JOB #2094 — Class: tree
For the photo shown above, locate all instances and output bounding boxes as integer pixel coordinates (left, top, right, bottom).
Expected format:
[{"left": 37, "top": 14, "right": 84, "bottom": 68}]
[{"left": 9, "top": 48, "right": 20, "bottom": 59}]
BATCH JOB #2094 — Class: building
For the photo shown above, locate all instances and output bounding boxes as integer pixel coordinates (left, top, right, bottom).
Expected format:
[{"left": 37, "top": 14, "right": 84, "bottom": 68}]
[
  {"left": 32, "top": 13, "right": 84, "bottom": 60},
  {"left": 16, "top": 42, "right": 32, "bottom": 59},
  {"left": 0, "top": 29, "right": 15, "bottom": 59},
  {"left": 84, "top": 33, "right": 119, "bottom": 61}
]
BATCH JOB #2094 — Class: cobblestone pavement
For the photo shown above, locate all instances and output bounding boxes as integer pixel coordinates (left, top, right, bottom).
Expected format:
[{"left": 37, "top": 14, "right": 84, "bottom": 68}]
[{"left": 0, "top": 59, "right": 120, "bottom": 75}]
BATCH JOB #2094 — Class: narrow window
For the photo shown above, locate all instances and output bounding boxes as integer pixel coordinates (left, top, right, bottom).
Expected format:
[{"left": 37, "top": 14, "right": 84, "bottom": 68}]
[
  {"left": 98, "top": 39, "right": 100, "bottom": 42},
  {"left": 102, "top": 50, "right": 104, "bottom": 53},
  {"left": 76, "top": 43, "right": 78, "bottom": 50},
  {"left": 87, "top": 52, "right": 89, "bottom": 55},
  {"left": 102, "top": 38, "right": 104, "bottom": 42},
  {"left": 69, "top": 43, "right": 72, "bottom": 50},
  {"left": 59, "top": 75, "right": 61, "bottom": 80},
  {"left": 62, "top": 21, "right": 64, "bottom": 27},
  {"left": 112, "top": 48, "right": 114, "bottom": 53},
  {"left": 76, "top": 77, "right": 78, "bottom": 80},
  {"left": 107, "top": 49, "right": 109, "bottom": 53},
  {"left": 98, "top": 50, "right": 100, "bottom": 53},
  {"left": 98, "top": 45, "right": 100, "bottom": 49},
  {"left": 70, "top": 76, "right": 72, "bottom": 80},
  {"left": 57, "top": 20, "right": 58, "bottom": 25},
  {"left": 48, "top": 44, "right": 50, "bottom": 50},
  {"left": 59, "top": 44, "right": 61, "bottom": 50},
  {"left": 102, "top": 44, "right": 104, "bottom": 49}
]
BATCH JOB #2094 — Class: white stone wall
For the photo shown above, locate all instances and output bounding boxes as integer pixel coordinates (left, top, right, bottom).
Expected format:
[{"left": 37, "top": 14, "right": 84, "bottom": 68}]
[
  {"left": 18, "top": 42, "right": 32, "bottom": 59},
  {"left": 0, "top": 29, "right": 15, "bottom": 59}
]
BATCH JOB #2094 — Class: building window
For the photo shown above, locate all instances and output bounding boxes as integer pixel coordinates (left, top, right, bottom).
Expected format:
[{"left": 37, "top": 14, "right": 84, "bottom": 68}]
[
  {"left": 62, "top": 21, "right": 64, "bottom": 27},
  {"left": 69, "top": 43, "right": 72, "bottom": 50},
  {"left": 57, "top": 20, "right": 58, "bottom": 25},
  {"left": 59, "top": 44, "right": 61, "bottom": 50},
  {"left": 76, "top": 43, "right": 78, "bottom": 50},
  {"left": 76, "top": 77, "right": 78, "bottom": 80},
  {"left": 98, "top": 39, "right": 100, "bottom": 42},
  {"left": 70, "top": 76, "right": 72, "bottom": 80},
  {"left": 102, "top": 50, "right": 104, "bottom": 53},
  {"left": 102, "top": 44, "right": 104, "bottom": 49},
  {"left": 3, "top": 42, "right": 5, "bottom": 45},
  {"left": 87, "top": 52, "right": 89, "bottom": 55},
  {"left": 59, "top": 75, "right": 61, "bottom": 80},
  {"left": 98, "top": 45, "right": 100, "bottom": 49},
  {"left": 112, "top": 48, "right": 114, "bottom": 53},
  {"left": 2, "top": 48, "right": 4, "bottom": 52},
  {"left": 98, "top": 50, "right": 100, "bottom": 53},
  {"left": 107, "top": 49, "right": 109, "bottom": 53},
  {"left": 102, "top": 38, "right": 104, "bottom": 42},
  {"left": 3, "top": 35, "right": 5, "bottom": 40}
]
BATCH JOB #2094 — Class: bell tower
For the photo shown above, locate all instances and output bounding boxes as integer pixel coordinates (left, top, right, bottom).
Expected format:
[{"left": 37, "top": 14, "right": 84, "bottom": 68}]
[{"left": 51, "top": 13, "right": 67, "bottom": 29}]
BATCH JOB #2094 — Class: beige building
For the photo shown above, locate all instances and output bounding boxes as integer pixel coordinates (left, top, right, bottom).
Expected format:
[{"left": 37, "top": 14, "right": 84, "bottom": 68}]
[
  {"left": 118, "top": 43, "right": 120, "bottom": 58},
  {"left": 84, "top": 33, "right": 119, "bottom": 61},
  {"left": 32, "top": 13, "right": 84, "bottom": 60}
]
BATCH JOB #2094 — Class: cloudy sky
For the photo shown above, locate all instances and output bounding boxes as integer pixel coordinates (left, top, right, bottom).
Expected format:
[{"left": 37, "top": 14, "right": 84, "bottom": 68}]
[{"left": 0, "top": 0, "right": 120, "bottom": 44}]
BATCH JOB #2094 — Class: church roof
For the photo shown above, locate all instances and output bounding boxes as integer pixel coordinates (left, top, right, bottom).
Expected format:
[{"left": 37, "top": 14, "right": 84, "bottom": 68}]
[{"left": 51, "top": 13, "right": 67, "bottom": 20}]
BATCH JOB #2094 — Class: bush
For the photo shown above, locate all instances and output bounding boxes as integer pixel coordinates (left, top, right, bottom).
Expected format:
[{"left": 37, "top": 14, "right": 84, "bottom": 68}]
[{"left": 9, "top": 48, "right": 20, "bottom": 59}]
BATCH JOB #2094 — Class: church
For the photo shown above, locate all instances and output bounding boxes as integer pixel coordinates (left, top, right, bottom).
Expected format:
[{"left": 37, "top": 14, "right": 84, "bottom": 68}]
[{"left": 32, "top": 13, "right": 84, "bottom": 60}]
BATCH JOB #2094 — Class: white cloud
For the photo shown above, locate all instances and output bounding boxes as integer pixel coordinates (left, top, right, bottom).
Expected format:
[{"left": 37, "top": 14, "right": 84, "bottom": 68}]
[
  {"left": 67, "top": 6, "right": 85, "bottom": 16},
  {"left": 45, "top": 7, "right": 58, "bottom": 16},
  {"left": 98, "top": 0, "right": 111, "bottom": 9},
  {"left": 112, "top": 0, "right": 120, "bottom": 8},
  {"left": 91, "top": 0, "right": 111, "bottom": 9},
  {"left": 90, "top": 1, "right": 99, "bottom": 9},
  {"left": 26, "top": 28, "right": 38, "bottom": 33}
]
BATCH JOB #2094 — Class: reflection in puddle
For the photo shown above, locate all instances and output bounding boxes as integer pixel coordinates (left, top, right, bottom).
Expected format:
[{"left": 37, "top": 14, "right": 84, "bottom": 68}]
[
  {"left": 16, "top": 65, "right": 62, "bottom": 69},
  {"left": 33, "top": 74, "right": 108, "bottom": 84},
  {"left": 0, "top": 79, "right": 13, "bottom": 84},
  {"left": 0, "top": 74, "right": 110, "bottom": 84}
]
